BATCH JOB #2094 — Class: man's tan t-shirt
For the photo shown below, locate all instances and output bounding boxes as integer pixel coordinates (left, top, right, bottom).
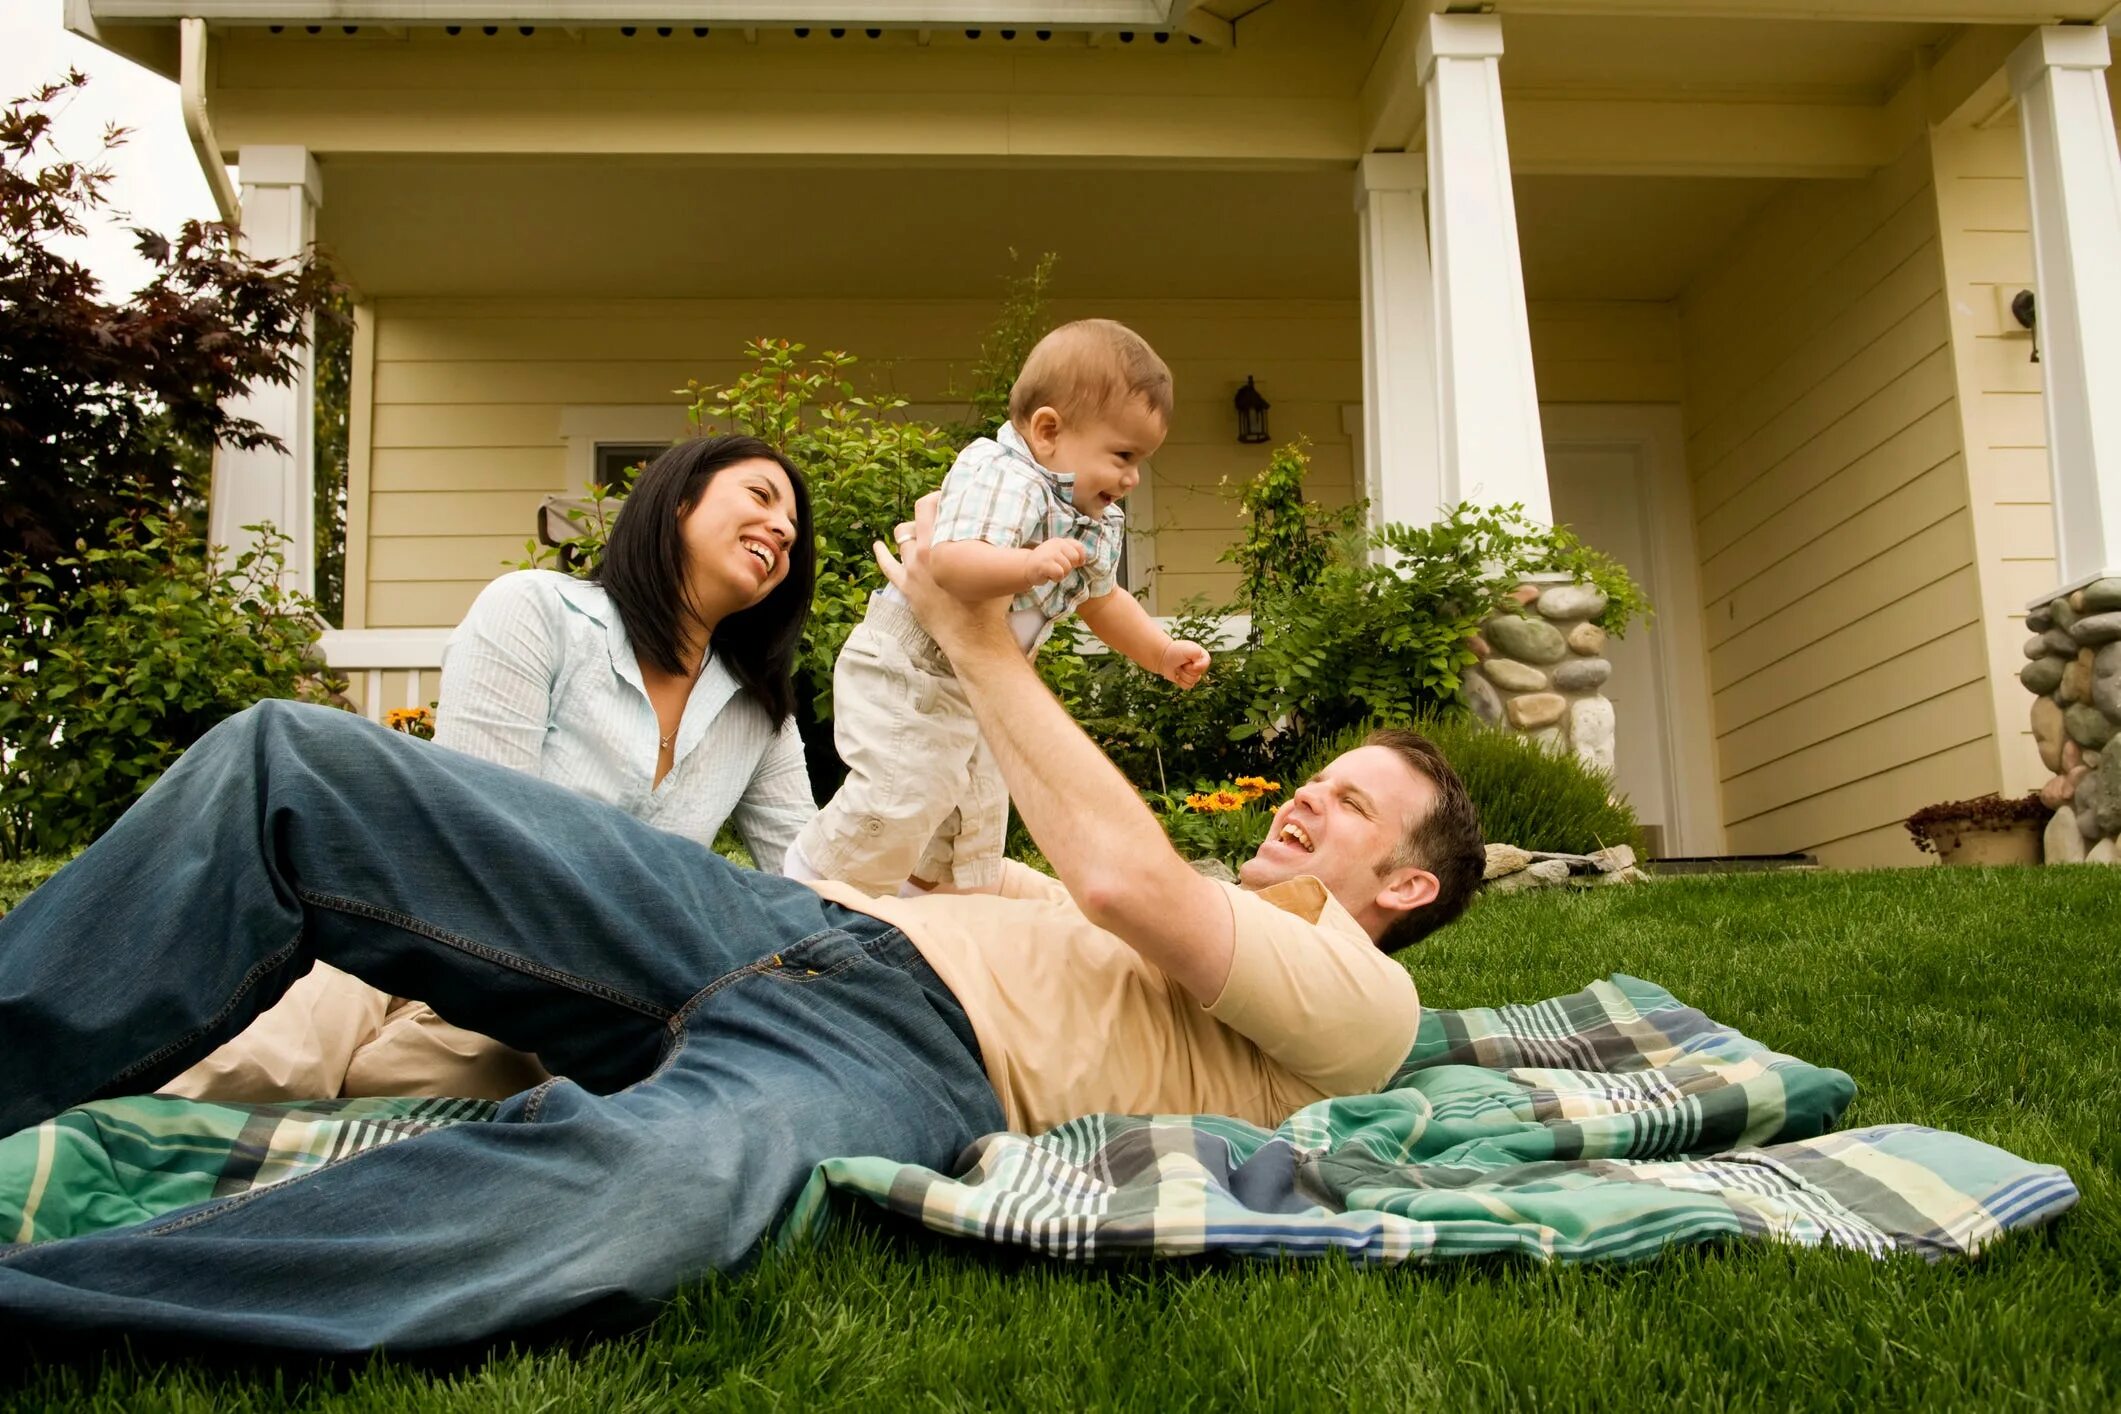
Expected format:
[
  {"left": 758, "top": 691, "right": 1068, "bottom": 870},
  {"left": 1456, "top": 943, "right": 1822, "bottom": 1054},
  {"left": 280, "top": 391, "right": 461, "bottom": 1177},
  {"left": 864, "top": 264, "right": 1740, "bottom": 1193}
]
[{"left": 807, "top": 861, "right": 1419, "bottom": 1134}]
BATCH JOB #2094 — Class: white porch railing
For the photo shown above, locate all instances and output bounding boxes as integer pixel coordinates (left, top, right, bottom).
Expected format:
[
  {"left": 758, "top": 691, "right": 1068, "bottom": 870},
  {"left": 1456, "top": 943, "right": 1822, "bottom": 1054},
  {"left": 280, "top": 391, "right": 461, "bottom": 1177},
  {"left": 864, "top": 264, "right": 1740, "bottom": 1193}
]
[{"left": 318, "top": 628, "right": 451, "bottom": 720}]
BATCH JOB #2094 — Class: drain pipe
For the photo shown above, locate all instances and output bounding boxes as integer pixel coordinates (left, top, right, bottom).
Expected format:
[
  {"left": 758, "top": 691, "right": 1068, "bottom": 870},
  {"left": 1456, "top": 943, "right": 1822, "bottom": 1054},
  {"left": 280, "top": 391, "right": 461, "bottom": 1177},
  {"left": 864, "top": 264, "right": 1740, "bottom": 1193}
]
[{"left": 179, "top": 17, "right": 242, "bottom": 228}]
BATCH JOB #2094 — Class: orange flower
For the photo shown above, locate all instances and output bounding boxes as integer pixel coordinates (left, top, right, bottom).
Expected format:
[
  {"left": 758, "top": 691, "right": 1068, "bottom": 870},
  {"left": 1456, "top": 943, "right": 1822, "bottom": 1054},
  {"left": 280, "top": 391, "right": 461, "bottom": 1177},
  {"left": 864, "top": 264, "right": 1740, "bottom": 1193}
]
[
  {"left": 1208, "top": 789, "right": 1246, "bottom": 812},
  {"left": 385, "top": 706, "right": 435, "bottom": 733},
  {"left": 1184, "top": 792, "right": 1217, "bottom": 813},
  {"left": 1233, "top": 776, "right": 1281, "bottom": 800}
]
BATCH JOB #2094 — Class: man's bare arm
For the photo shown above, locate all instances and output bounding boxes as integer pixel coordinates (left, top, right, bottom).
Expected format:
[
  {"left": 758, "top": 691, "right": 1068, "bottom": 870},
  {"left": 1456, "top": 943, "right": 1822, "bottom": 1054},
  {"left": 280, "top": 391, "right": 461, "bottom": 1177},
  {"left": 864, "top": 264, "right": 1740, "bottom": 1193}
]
[{"left": 876, "top": 503, "right": 1234, "bottom": 1003}]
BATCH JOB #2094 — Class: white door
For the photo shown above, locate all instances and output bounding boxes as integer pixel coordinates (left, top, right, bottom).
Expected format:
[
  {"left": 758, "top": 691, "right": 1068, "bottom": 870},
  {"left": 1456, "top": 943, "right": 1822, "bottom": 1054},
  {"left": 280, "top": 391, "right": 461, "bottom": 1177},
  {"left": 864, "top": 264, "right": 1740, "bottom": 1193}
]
[{"left": 1542, "top": 406, "right": 1724, "bottom": 858}]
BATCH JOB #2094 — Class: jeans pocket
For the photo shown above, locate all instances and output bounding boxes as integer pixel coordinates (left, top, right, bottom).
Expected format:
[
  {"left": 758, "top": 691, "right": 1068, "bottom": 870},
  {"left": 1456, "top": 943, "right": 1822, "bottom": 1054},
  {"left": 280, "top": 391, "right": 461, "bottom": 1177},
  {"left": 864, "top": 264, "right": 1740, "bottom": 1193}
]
[{"left": 763, "top": 928, "right": 874, "bottom": 984}]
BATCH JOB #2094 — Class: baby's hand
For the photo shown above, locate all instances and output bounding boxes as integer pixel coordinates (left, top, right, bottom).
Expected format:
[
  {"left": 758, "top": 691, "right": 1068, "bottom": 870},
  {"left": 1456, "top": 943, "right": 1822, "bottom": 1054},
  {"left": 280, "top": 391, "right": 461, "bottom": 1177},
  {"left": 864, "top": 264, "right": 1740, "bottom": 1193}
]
[
  {"left": 1023, "top": 539, "right": 1088, "bottom": 588},
  {"left": 1160, "top": 639, "right": 1211, "bottom": 689}
]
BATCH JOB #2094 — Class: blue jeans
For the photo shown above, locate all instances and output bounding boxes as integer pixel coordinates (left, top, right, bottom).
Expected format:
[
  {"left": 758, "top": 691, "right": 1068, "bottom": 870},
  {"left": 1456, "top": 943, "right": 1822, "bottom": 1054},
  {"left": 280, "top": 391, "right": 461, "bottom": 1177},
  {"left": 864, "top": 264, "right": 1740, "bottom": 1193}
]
[{"left": 0, "top": 701, "right": 1003, "bottom": 1351}]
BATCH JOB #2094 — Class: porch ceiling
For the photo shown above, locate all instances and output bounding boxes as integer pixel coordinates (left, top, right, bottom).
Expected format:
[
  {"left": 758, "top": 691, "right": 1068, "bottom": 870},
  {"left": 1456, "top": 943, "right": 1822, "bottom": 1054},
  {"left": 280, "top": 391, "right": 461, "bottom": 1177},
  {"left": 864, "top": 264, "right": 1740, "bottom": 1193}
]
[{"left": 317, "top": 155, "right": 1797, "bottom": 306}]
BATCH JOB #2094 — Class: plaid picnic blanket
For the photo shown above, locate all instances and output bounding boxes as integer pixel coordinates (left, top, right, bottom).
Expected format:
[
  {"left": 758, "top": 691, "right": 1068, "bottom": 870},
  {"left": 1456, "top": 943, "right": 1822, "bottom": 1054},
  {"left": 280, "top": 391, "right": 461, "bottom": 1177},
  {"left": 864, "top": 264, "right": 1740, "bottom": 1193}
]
[{"left": 1, "top": 977, "right": 2077, "bottom": 1262}]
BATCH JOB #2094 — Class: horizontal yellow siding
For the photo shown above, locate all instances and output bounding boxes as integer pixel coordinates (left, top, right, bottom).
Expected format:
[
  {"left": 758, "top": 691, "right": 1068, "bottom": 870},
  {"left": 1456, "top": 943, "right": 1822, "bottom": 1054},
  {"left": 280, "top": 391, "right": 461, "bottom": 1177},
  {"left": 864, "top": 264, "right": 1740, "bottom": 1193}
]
[
  {"left": 1932, "top": 123, "right": 2054, "bottom": 797},
  {"left": 1680, "top": 136, "right": 1995, "bottom": 866},
  {"left": 356, "top": 297, "right": 1366, "bottom": 626}
]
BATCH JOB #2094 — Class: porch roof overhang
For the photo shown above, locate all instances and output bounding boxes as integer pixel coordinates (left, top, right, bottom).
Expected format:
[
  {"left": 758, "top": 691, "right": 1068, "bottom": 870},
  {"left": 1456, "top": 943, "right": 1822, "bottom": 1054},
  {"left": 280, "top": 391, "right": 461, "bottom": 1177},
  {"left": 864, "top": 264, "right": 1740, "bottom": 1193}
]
[{"left": 75, "top": 0, "right": 1223, "bottom": 32}]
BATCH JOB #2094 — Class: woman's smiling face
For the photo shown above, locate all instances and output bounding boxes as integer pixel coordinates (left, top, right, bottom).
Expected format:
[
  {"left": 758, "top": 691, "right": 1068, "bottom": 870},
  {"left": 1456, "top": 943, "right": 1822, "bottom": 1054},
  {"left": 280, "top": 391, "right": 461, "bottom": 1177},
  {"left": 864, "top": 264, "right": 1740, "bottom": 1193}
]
[{"left": 680, "top": 456, "right": 798, "bottom": 616}]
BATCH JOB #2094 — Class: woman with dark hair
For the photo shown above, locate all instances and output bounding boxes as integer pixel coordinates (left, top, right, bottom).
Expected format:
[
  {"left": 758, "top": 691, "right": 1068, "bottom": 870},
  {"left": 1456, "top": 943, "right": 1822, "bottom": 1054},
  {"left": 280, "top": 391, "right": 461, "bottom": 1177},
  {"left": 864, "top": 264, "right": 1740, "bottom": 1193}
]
[{"left": 165, "top": 434, "right": 821, "bottom": 1101}]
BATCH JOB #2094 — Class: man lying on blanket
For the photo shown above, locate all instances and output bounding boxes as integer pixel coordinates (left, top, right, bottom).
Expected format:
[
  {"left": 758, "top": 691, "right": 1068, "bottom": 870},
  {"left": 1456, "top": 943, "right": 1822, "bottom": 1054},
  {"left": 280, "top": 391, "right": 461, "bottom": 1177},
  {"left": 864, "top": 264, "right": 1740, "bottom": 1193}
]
[{"left": 0, "top": 493, "right": 1487, "bottom": 1353}]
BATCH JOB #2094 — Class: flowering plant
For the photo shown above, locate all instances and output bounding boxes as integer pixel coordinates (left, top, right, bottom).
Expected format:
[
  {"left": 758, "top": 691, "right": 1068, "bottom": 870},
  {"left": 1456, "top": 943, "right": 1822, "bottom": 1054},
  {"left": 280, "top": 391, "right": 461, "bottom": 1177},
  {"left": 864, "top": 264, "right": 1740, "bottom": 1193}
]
[
  {"left": 1154, "top": 777, "right": 1282, "bottom": 869},
  {"left": 385, "top": 706, "right": 436, "bottom": 741}
]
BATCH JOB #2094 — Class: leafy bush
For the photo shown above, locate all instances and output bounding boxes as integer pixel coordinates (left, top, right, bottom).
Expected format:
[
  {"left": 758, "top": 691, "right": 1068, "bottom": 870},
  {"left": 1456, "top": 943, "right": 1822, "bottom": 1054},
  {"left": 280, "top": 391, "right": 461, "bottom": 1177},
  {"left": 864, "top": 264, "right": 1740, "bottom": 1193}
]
[
  {"left": 0, "top": 851, "right": 70, "bottom": 914},
  {"left": 0, "top": 511, "right": 339, "bottom": 859},
  {"left": 1242, "top": 500, "right": 1649, "bottom": 746},
  {"left": 1, "top": 72, "right": 339, "bottom": 593}
]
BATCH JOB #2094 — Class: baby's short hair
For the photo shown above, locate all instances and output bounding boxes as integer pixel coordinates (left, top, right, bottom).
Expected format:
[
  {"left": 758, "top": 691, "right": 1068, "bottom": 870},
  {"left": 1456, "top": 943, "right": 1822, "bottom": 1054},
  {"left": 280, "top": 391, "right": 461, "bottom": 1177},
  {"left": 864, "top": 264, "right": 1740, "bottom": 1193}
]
[{"left": 1008, "top": 319, "right": 1174, "bottom": 431}]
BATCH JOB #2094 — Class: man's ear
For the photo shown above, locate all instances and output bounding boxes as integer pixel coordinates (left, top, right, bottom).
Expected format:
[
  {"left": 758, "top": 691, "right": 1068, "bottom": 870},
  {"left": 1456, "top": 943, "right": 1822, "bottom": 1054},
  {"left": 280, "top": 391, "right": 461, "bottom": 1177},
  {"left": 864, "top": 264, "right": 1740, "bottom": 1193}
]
[
  {"left": 1373, "top": 864, "right": 1439, "bottom": 920},
  {"left": 1026, "top": 406, "right": 1063, "bottom": 458}
]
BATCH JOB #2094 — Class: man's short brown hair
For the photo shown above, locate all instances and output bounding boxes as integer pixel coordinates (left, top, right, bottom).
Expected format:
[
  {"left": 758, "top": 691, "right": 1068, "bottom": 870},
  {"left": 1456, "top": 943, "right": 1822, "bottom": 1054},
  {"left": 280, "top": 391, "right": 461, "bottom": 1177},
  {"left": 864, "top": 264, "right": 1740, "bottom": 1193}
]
[
  {"left": 1008, "top": 319, "right": 1174, "bottom": 431},
  {"left": 1365, "top": 727, "right": 1485, "bottom": 952}
]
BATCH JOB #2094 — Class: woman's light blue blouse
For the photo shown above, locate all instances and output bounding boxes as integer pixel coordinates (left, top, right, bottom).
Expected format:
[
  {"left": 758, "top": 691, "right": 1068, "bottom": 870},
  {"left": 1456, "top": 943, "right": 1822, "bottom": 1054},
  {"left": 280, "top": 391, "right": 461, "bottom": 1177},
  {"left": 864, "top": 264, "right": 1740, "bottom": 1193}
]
[{"left": 433, "top": 570, "right": 815, "bottom": 871}]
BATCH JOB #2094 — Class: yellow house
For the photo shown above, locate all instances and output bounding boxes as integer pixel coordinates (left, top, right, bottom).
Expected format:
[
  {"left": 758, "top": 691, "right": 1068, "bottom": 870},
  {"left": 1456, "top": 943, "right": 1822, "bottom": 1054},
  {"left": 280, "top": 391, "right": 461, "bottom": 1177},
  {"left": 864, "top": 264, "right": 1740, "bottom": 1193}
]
[{"left": 66, "top": 0, "right": 2121, "bottom": 867}]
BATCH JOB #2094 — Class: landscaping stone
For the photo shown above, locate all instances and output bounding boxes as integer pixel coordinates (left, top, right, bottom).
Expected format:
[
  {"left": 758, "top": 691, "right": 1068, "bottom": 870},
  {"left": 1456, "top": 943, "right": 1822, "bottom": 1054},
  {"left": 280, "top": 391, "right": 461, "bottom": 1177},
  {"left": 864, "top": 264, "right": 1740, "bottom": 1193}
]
[
  {"left": 2046, "top": 806, "right": 2086, "bottom": 863},
  {"left": 2064, "top": 739, "right": 2083, "bottom": 772},
  {"left": 1571, "top": 696, "right": 1617, "bottom": 774},
  {"left": 1509, "top": 583, "right": 1543, "bottom": 605},
  {"left": 1464, "top": 671, "right": 1503, "bottom": 725},
  {"left": 2089, "top": 838, "right": 2118, "bottom": 865},
  {"left": 2033, "top": 695, "right": 2066, "bottom": 772},
  {"left": 1468, "top": 633, "right": 1492, "bottom": 661},
  {"left": 1566, "top": 622, "right": 1607, "bottom": 655},
  {"left": 1527, "top": 859, "right": 1573, "bottom": 883},
  {"left": 1483, "top": 843, "right": 1534, "bottom": 879},
  {"left": 1486, "top": 615, "right": 1568, "bottom": 664},
  {"left": 2068, "top": 612, "right": 2121, "bottom": 647},
  {"left": 1537, "top": 584, "right": 1608, "bottom": 621},
  {"left": 2021, "top": 656, "right": 2067, "bottom": 695},
  {"left": 1483, "top": 659, "right": 1549, "bottom": 693},
  {"left": 1529, "top": 726, "right": 1565, "bottom": 752},
  {"left": 2025, "top": 634, "right": 2054, "bottom": 661},
  {"left": 1554, "top": 657, "right": 1613, "bottom": 691},
  {"left": 1508, "top": 692, "right": 1567, "bottom": 730},
  {"left": 2097, "top": 750, "right": 2121, "bottom": 837},
  {"left": 2078, "top": 577, "right": 2121, "bottom": 613},
  {"left": 1587, "top": 844, "right": 1636, "bottom": 874},
  {"left": 2045, "top": 627, "right": 2083, "bottom": 654},
  {"left": 2041, "top": 773, "right": 2076, "bottom": 810},
  {"left": 2063, "top": 656, "right": 2092, "bottom": 705},
  {"left": 2077, "top": 772, "right": 2104, "bottom": 841},
  {"left": 2071, "top": 588, "right": 2088, "bottom": 613},
  {"left": 2065, "top": 703, "right": 2116, "bottom": 749},
  {"left": 2051, "top": 595, "right": 2081, "bottom": 631},
  {"left": 2028, "top": 607, "right": 2053, "bottom": 633},
  {"left": 2093, "top": 642, "right": 2121, "bottom": 718}
]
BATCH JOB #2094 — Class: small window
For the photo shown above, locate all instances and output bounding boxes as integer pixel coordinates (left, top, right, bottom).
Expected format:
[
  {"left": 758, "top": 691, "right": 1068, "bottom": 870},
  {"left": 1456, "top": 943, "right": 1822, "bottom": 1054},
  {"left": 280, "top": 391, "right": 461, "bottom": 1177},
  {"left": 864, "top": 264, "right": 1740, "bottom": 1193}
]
[{"left": 594, "top": 442, "right": 671, "bottom": 491}]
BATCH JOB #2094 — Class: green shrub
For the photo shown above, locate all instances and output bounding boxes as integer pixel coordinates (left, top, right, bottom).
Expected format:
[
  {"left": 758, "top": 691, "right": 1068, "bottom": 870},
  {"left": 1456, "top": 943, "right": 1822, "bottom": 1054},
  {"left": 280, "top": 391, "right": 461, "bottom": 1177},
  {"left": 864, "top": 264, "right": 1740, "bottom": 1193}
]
[
  {"left": 0, "top": 512, "right": 338, "bottom": 859},
  {"left": 0, "top": 851, "right": 70, "bottom": 914},
  {"left": 1243, "top": 499, "right": 1649, "bottom": 746},
  {"left": 1290, "top": 716, "right": 1639, "bottom": 858}
]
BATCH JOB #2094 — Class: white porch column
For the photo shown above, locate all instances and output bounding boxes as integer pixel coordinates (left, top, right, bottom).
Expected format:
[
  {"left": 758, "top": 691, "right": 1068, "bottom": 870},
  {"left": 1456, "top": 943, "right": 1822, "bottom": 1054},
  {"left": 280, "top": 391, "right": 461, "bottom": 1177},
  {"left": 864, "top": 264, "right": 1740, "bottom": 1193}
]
[
  {"left": 208, "top": 145, "right": 320, "bottom": 595},
  {"left": 1352, "top": 152, "right": 1441, "bottom": 534},
  {"left": 2009, "top": 25, "right": 2121, "bottom": 591},
  {"left": 1418, "top": 13, "right": 1552, "bottom": 523}
]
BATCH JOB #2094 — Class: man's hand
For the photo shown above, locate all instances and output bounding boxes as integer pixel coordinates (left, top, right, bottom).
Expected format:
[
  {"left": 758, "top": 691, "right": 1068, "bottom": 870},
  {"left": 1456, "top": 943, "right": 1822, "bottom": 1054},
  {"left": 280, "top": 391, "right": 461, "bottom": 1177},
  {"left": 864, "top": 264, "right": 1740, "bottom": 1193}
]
[
  {"left": 874, "top": 494, "right": 1012, "bottom": 661},
  {"left": 1159, "top": 639, "right": 1211, "bottom": 689},
  {"left": 1022, "top": 538, "right": 1087, "bottom": 590}
]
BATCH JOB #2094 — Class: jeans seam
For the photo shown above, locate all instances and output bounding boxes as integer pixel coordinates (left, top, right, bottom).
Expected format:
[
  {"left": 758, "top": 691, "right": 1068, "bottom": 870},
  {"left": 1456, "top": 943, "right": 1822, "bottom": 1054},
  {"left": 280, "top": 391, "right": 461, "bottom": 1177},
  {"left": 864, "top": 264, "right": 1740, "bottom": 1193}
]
[
  {"left": 101, "top": 929, "right": 306, "bottom": 1092},
  {"left": 299, "top": 888, "right": 674, "bottom": 1022}
]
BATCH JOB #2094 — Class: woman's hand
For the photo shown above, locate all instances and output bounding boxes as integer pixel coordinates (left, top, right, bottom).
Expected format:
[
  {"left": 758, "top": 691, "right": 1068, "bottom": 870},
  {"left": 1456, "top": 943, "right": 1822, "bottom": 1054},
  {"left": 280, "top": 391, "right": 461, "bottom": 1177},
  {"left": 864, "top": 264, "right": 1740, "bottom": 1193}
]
[{"left": 874, "top": 494, "right": 1013, "bottom": 659}]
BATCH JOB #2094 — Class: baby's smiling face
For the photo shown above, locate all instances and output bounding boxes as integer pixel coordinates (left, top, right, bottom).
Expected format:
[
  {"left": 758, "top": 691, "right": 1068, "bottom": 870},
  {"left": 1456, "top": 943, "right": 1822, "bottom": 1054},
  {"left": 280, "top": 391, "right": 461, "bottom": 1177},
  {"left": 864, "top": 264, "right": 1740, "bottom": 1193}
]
[{"left": 1022, "top": 396, "right": 1167, "bottom": 512}]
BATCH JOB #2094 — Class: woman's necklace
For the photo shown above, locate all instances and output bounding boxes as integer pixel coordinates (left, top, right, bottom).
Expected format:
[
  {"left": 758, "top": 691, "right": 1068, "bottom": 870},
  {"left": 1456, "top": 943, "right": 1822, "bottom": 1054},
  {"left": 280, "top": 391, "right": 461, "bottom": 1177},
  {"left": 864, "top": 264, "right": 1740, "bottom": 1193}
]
[{"left": 657, "top": 648, "right": 710, "bottom": 753}]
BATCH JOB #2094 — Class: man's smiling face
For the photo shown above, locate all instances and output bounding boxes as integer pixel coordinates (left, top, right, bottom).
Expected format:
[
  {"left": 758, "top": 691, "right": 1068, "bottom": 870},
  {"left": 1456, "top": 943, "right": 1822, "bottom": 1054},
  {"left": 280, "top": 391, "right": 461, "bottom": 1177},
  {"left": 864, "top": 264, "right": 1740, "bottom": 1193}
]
[{"left": 1239, "top": 745, "right": 1439, "bottom": 937}]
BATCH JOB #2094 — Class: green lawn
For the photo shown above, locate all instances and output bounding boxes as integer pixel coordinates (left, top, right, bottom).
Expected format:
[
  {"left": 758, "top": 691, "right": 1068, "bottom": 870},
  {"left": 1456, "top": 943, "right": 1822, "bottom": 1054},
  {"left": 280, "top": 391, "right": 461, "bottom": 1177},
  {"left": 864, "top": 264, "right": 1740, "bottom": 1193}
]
[{"left": 4, "top": 867, "right": 2117, "bottom": 1411}]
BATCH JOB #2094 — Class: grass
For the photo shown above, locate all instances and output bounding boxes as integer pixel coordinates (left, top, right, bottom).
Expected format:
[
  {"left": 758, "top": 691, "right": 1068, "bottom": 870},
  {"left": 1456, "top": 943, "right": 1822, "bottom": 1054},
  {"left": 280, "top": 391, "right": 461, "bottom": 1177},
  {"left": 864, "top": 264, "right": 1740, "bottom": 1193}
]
[{"left": 4, "top": 866, "right": 2117, "bottom": 1410}]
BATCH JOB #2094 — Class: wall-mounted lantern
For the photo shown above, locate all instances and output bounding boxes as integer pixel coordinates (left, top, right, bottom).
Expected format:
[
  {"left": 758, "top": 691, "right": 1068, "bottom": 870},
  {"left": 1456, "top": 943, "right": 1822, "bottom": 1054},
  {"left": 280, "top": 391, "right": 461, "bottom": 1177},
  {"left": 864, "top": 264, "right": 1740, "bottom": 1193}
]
[{"left": 1234, "top": 375, "right": 1270, "bottom": 444}]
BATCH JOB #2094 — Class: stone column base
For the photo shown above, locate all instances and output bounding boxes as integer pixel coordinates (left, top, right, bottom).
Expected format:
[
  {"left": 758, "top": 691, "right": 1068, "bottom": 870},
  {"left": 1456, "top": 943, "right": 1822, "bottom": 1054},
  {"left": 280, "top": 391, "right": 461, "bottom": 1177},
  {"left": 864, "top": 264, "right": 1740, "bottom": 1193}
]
[{"left": 1463, "top": 578, "right": 1615, "bottom": 776}]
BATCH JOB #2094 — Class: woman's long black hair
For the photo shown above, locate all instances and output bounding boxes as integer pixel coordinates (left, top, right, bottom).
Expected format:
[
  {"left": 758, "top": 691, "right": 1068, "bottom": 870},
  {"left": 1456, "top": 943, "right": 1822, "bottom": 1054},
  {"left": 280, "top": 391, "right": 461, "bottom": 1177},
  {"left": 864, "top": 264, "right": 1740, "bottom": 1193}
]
[{"left": 594, "top": 434, "right": 814, "bottom": 728}]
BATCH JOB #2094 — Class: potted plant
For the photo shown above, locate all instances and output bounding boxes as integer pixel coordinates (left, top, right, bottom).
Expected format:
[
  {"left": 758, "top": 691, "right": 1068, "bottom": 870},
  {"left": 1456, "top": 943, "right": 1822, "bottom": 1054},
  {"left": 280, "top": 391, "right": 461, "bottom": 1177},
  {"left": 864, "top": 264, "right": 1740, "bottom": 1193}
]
[{"left": 1905, "top": 793, "right": 2049, "bottom": 866}]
